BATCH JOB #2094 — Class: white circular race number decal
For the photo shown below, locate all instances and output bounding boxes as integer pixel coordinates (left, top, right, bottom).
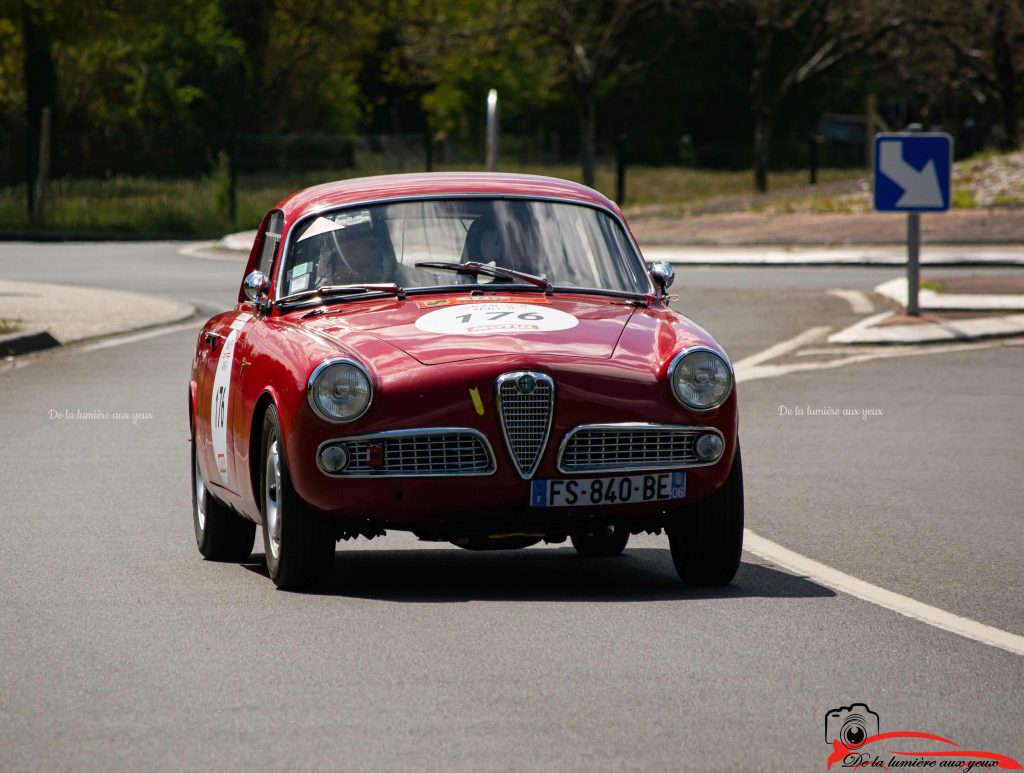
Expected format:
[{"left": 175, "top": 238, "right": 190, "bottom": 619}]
[{"left": 415, "top": 303, "right": 578, "bottom": 336}]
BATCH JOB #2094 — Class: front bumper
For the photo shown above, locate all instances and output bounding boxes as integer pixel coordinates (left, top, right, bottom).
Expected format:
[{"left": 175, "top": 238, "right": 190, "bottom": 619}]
[{"left": 293, "top": 427, "right": 736, "bottom": 532}]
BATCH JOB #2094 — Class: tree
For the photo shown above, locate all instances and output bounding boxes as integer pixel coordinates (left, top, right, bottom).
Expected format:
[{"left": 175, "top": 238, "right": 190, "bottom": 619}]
[
  {"left": 18, "top": 0, "right": 56, "bottom": 212},
  {"left": 519, "top": 0, "right": 672, "bottom": 187},
  {"left": 935, "top": 0, "right": 1024, "bottom": 149},
  {"left": 386, "top": 0, "right": 559, "bottom": 147},
  {"left": 720, "top": 0, "right": 905, "bottom": 192},
  {"left": 393, "top": 0, "right": 673, "bottom": 186}
]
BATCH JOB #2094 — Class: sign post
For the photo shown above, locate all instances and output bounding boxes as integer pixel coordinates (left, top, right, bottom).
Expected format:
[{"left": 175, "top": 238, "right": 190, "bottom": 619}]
[
  {"left": 485, "top": 89, "right": 499, "bottom": 171},
  {"left": 906, "top": 211, "right": 921, "bottom": 315},
  {"left": 873, "top": 130, "right": 952, "bottom": 316}
]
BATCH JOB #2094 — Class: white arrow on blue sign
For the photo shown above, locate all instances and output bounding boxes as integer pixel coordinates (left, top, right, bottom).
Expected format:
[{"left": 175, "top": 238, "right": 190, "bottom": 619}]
[{"left": 873, "top": 133, "right": 953, "bottom": 212}]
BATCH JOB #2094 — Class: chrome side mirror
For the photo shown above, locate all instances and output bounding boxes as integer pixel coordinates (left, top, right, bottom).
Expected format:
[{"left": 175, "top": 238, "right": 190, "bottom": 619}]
[
  {"left": 243, "top": 270, "right": 270, "bottom": 313},
  {"left": 648, "top": 261, "right": 675, "bottom": 297}
]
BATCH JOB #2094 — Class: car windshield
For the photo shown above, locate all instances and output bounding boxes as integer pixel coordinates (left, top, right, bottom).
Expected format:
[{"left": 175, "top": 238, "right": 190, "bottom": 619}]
[{"left": 278, "top": 198, "right": 650, "bottom": 299}]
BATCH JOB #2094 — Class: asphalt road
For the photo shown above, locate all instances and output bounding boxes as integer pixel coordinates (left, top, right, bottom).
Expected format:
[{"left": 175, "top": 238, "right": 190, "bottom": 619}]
[{"left": 1, "top": 242, "right": 1021, "bottom": 772}]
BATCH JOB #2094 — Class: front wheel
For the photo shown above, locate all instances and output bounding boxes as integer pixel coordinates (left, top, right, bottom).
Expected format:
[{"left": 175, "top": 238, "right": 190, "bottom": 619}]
[
  {"left": 192, "top": 428, "right": 255, "bottom": 561},
  {"left": 570, "top": 526, "right": 629, "bottom": 557},
  {"left": 261, "top": 406, "right": 335, "bottom": 590},
  {"left": 667, "top": 447, "right": 744, "bottom": 586}
]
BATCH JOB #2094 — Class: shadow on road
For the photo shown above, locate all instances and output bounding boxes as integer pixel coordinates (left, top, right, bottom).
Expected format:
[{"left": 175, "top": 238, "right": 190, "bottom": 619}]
[{"left": 241, "top": 546, "right": 835, "bottom": 602}]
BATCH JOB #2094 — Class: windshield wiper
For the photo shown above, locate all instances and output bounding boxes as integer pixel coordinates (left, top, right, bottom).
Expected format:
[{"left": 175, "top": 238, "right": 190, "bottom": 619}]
[
  {"left": 277, "top": 283, "right": 406, "bottom": 308},
  {"left": 415, "top": 261, "right": 553, "bottom": 295}
]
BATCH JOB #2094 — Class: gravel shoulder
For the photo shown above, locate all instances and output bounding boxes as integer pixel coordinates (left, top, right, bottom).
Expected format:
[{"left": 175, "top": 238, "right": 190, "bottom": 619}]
[{"left": 0, "top": 278, "right": 194, "bottom": 347}]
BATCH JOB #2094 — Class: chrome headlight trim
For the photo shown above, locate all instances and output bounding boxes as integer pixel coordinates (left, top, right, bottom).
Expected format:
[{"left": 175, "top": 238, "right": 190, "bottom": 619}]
[
  {"left": 667, "top": 345, "right": 733, "bottom": 412},
  {"left": 306, "top": 357, "right": 374, "bottom": 423}
]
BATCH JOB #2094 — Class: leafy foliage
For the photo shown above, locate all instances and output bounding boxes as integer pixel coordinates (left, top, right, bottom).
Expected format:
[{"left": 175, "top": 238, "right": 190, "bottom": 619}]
[{"left": 0, "top": 0, "right": 1021, "bottom": 194}]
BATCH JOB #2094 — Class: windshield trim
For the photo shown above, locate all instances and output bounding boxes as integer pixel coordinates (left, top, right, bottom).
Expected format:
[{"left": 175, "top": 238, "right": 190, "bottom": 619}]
[{"left": 273, "top": 193, "right": 655, "bottom": 302}]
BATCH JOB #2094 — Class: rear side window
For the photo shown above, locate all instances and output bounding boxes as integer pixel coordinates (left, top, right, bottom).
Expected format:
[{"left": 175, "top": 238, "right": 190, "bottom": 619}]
[{"left": 259, "top": 211, "right": 284, "bottom": 276}]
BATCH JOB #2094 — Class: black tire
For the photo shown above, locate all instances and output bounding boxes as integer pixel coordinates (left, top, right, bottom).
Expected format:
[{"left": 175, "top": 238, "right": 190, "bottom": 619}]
[
  {"left": 570, "top": 526, "right": 630, "bottom": 557},
  {"left": 667, "top": 447, "right": 744, "bottom": 586},
  {"left": 260, "top": 406, "right": 335, "bottom": 590},
  {"left": 191, "top": 426, "right": 256, "bottom": 561}
]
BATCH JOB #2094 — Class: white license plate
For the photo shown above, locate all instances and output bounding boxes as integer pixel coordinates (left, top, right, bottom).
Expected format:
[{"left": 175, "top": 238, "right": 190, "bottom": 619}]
[{"left": 530, "top": 472, "right": 685, "bottom": 508}]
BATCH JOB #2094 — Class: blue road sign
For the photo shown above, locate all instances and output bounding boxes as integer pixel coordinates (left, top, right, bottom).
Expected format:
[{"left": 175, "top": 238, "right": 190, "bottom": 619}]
[{"left": 873, "top": 133, "right": 953, "bottom": 212}]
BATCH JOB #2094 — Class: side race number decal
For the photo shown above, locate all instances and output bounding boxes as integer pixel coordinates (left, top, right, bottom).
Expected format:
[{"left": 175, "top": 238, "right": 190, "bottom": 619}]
[
  {"left": 414, "top": 303, "right": 578, "bottom": 336},
  {"left": 209, "top": 313, "right": 251, "bottom": 485}
]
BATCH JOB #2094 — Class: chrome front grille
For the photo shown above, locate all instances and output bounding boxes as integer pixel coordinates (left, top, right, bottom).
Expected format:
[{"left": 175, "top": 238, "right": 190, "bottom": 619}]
[
  {"left": 558, "top": 424, "right": 719, "bottom": 473},
  {"left": 496, "top": 372, "right": 555, "bottom": 479},
  {"left": 321, "top": 429, "right": 495, "bottom": 477}
]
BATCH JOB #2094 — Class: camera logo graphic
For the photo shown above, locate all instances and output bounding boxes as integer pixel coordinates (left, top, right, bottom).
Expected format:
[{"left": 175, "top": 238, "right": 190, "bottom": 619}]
[{"left": 826, "top": 704, "right": 880, "bottom": 748}]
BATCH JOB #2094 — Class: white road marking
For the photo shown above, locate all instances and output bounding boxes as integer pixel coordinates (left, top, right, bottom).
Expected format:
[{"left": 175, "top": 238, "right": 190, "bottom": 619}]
[
  {"left": 736, "top": 331, "right": 1024, "bottom": 656},
  {"left": 732, "top": 326, "right": 831, "bottom": 373},
  {"left": 743, "top": 530, "right": 1024, "bottom": 657},
  {"left": 796, "top": 346, "right": 896, "bottom": 357},
  {"left": 827, "top": 288, "right": 874, "bottom": 314},
  {"left": 76, "top": 320, "right": 201, "bottom": 353},
  {"left": 738, "top": 335, "right": 1012, "bottom": 383}
]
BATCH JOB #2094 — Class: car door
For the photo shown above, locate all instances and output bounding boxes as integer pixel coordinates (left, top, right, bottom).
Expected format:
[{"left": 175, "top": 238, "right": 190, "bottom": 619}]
[
  {"left": 195, "top": 210, "right": 283, "bottom": 501},
  {"left": 225, "top": 210, "right": 285, "bottom": 506},
  {"left": 194, "top": 311, "right": 250, "bottom": 499}
]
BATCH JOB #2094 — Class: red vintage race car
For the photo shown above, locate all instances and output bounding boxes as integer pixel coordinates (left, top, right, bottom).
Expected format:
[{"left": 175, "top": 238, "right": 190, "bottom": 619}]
[{"left": 189, "top": 172, "right": 741, "bottom": 590}]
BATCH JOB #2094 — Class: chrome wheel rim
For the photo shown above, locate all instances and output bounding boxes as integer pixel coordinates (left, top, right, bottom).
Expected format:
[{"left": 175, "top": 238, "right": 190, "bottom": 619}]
[
  {"left": 265, "top": 439, "right": 282, "bottom": 560},
  {"left": 194, "top": 445, "right": 206, "bottom": 532}
]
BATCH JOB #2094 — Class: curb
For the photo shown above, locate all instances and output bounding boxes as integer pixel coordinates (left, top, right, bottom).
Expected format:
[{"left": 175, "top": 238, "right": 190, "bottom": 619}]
[
  {"left": 0, "top": 329, "right": 61, "bottom": 358},
  {"left": 647, "top": 245, "right": 1024, "bottom": 268},
  {"left": 179, "top": 241, "right": 249, "bottom": 261},
  {"left": 826, "top": 277, "right": 1024, "bottom": 345},
  {"left": 217, "top": 231, "right": 258, "bottom": 252},
  {"left": 875, "top": 278, "right": 1024, "bottom": 311},
  {"left": 2, "top": 300, "right": 196, "bottom": 360},
  {"left": 828, "top": 310, "right": 1024, "bottom": 345}
]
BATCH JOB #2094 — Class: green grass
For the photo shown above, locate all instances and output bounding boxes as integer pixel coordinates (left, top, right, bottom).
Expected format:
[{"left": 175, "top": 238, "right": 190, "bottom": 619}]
[
  {"left": 956, "top": 147, "right": 1008, "bottom": 171},
  {"left": 0, "top": 318, "right": 23, "bottom": 334},
  {"left": 952, "top": 189, "right": 976, "bottom": 208},
  {"left": 992, "top": 194, "right": 1024, "bottom": 206},
  {"left": 0, "top": 161, "right": 866, "bottom": 238}
]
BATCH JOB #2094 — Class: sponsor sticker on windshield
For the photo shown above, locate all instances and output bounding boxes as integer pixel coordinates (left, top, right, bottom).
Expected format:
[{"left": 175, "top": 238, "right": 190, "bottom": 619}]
[
  {"left": 415, "top": 296, "right": 550, "bottom": 309},
  {"left": 414, "top": 303, "right": 578, "bottom": 336},
  {"left": 297, "top": 210, "right": 372, "bottom": 242}
]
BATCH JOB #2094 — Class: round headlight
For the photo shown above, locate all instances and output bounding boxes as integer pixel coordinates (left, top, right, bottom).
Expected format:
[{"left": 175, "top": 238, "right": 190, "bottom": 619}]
[
  {"left": 307, "top": 359, "right": 372, "bottom": 422},
  {"left": 670, "top": 348, "right": 732, "bottom": 411}
]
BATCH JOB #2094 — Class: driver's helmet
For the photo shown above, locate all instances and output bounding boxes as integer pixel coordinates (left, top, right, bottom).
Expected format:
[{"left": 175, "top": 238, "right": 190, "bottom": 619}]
[{"left": 293, "top": 210, "right": 396, "bottom": 286}]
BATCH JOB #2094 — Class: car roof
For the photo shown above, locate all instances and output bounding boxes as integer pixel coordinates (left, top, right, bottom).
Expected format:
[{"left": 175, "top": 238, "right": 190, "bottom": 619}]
[{"left": 273, "top": 172, "right": 622, "bottom": 222}]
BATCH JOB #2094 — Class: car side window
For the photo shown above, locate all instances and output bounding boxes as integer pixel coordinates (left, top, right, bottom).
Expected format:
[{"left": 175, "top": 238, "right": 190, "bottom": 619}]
[{"left": 259, "top": 211, "right": 284, "bottom": 276}]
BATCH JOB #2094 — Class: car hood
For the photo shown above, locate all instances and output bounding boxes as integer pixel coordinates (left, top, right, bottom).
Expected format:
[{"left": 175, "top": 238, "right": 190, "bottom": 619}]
[{"left": 304, "top": 294, "right": 639, "bottom": 365}]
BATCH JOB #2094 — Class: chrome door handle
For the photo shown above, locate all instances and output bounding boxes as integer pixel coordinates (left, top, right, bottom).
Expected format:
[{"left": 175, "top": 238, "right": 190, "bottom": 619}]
[{"left": 204, "top": 332, "right": 225, "bottom": 351}]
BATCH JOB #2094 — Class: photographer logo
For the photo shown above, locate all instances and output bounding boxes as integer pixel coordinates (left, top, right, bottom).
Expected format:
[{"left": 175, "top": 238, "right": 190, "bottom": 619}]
[
  {"left": 826, "top": 704, "right": 879, "bottom": 750},
  {"left": 825, "top": 703, "right": 1021, "bottom": 770}
]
